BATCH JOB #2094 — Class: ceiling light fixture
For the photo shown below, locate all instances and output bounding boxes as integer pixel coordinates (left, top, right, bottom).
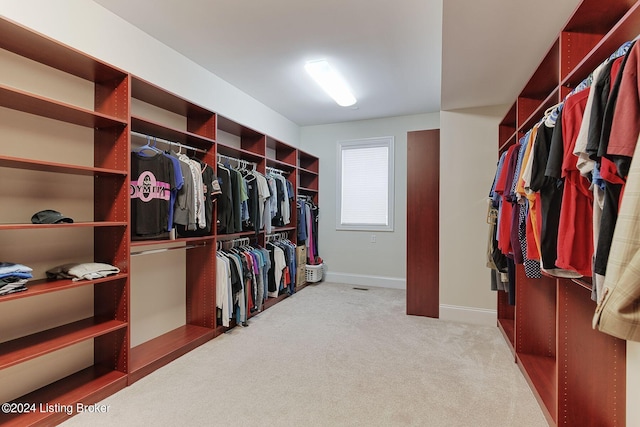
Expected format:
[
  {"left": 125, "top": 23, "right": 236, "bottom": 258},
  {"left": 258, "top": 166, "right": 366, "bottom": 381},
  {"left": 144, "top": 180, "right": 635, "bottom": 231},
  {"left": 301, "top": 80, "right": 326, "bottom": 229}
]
[{"left": 305, "top": 59, "right": 357, "bottom": 107}]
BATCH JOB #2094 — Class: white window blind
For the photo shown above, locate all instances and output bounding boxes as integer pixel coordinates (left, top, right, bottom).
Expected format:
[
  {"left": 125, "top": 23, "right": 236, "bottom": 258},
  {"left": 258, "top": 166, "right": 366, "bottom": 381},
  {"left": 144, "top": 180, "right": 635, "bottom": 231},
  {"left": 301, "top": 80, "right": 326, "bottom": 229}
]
[{"left": 337, "top": 137, "right": 394, "bottom": 231}]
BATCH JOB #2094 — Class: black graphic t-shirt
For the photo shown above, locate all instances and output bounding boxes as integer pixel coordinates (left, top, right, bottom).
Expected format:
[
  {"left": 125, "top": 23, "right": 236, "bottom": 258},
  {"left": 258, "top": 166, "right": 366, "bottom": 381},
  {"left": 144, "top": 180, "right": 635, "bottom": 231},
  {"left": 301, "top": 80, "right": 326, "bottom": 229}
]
[{"left": 130, "top": 152, "right": 175, "bottom": 239}]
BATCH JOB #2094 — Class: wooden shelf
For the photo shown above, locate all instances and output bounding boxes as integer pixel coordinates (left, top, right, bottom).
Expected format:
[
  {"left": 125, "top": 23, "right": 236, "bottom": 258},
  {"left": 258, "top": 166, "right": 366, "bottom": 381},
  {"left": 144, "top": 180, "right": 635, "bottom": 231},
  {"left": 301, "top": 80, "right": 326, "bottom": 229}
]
[
  {"left": 217, "top": 115, "right": 263, "bottom": 139},
  {"left": 557, "top": 279, "right": 626, "bottom": 426},
  {"left": 497, "top": 2, "right": 634, "bottom": 424},
  {"left": 271, "top": 226, "right": 296, "bottom": 233},
  {"left": 129, "top": 325, "right": 214, "bottom": 384},
  {"left": 517, "top": 353, "right": 557, "bottom": 424},
  {"left": 217, "top": 230, "right": 262, "bottom": 240},
  {"left": 0, "top": 84, "right": 127, "bottom": 129},
  {"left": 0, "top": 318, "right": 127, "bottom": 370},
  {"left": 0, "top": 17, "right": 127, "bottom": 83},
  {"left": 216, "top": 117, "right": 265, "bottom": 156},
  {"left": 0, "top": 274, "right": 127, "bottom": 302},
  {"left": 129, "top": 235, "right": 215, "bottom": 248},
  {"left": 217, "top": 142, "right": 264, "bottom": 163},
  {"left": 562, "top": 1, "right": 640, "bottom": 87},
  {"left": 571, "top": 277, "right": 593, "bottom": 291},
  {"left": 131, "top": 116, "right": 216, "bottom": 150},
  {"left": 0, "top": 16, "right": 130, "bottom": 421},
  {"left": 298, "top": 186, "right": 318, "bottom": 193},
  {"left": 0, "top": 221, "right": 127, "bottom": 231},
  {"left": 298, "top": 150, "right": 319, "bottom": 173},
  {"left": 519, "top": 38, "right": 560, "bottom": 101},
  {"left": 0, "top": 154, "right": 127, "bottom": 176},
  {"left": 563, "top": 0, "right": 633, "bottom": 34},
  {"left": 497, "top": 318, "right": 515, "bottom": 351},
  {"left": 129, "top": 72, "right": 218, "bottom": 387},
  {"left": 299, "top": 169, "right": 319, "bottom": 192},
  {"left": 498, "top": 131, "right": 518, "bottom": 152},
  {"left": 131, "top": 77, "right": 211, "bottom": 117},
  {"left": 0, "top": 367, "right": 127, "bottom": 427},
  {"left": 0, "top": 14, "right": 319, "bottom": 420},
  {"left": 266, "top": 158, "right": 296, "bottom": 170},
  {"left": 267, "top": 137, "right": 297, "bottom": 166},
  {"left": 517, "top": 88, "right": 561, "bottom": 132},
  {"left": 299, "top": 167, "right": 319, "bottom": 176}
]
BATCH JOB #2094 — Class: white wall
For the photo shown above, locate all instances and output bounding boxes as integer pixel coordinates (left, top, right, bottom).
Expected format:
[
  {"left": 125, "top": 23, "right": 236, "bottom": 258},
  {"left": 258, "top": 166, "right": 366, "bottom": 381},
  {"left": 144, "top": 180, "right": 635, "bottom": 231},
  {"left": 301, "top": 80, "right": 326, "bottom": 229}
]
[
  {"left": 300, "top": 107, "right": 502, "bottom": 324},
  {"left": 0, "top": 0, "right": 300, "bottom": 146},
  {"left": 439, "top": 106, "right": 507, "bottom": 319},
  {"left": 300, "top": 113, "right": 440, "bottom": 289}
]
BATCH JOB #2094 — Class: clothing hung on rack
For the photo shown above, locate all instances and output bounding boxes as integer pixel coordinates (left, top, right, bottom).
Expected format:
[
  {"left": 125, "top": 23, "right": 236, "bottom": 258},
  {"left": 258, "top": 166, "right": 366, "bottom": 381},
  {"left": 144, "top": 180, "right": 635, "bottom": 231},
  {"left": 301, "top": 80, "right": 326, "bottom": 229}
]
[
  {"left": 175, "top": 155, "right": 221, "bottom": 237},
  {"left": 266, "top": 236, "right": 297, "bottom": 297},
  {"left": 593, "top": 39, "right": 640, "bottom": 342},
  {"left": 266, "top": 171, "right": 293, "bottom": 227},
  {"left": 216, "top": 234, "right": 299, "bottom": 328},
  {"left": 487, "top": 39, "right": 640, "bottom": 310},
  {"left": 130, "top": 149, "right": 175, "bottom": 240},
  {"left": 216, "top": 239, "right": 270, "bottom": 327},
  {"left": 130, "top": 137, "right": 219, "bottom": 240},
  {"left": 216, "top": 158, "right": 294, "bottom": 235},
  {"left": 297, "top": 196, "right": 319, "bottom": 264}
]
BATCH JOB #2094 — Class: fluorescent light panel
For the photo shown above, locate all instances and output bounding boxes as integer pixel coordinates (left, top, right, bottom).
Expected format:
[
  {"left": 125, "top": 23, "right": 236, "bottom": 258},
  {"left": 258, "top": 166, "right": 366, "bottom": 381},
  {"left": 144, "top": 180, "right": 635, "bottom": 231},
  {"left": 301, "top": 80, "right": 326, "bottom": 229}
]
[{"left": 305, "top": 59, "right": 357, "bottom": 107}]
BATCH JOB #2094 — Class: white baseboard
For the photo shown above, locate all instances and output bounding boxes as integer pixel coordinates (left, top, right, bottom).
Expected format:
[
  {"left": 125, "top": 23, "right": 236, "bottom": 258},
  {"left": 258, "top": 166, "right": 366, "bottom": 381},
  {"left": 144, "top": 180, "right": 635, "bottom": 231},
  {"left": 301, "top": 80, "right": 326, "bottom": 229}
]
[
  {"left": 439, "top": 304, "right": 497, "bottom": 327},
  {"left": 324, "top": 272, "right": 406, "bottom": 289}
]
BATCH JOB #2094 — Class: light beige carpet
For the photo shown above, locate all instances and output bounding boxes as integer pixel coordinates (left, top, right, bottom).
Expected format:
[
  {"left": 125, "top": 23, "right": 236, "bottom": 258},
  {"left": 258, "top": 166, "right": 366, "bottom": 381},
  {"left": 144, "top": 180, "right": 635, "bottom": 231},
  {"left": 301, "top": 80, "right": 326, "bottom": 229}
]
[{"left": 62, "top": 282, "right": 547, "bottom": 427}]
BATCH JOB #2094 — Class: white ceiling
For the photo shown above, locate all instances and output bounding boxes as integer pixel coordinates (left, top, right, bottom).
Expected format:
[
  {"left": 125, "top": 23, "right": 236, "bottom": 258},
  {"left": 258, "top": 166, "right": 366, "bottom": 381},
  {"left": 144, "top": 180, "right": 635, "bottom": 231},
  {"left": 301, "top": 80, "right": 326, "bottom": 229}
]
[{"left": 93, "top": 0, "right": 582, "bottom": 127}]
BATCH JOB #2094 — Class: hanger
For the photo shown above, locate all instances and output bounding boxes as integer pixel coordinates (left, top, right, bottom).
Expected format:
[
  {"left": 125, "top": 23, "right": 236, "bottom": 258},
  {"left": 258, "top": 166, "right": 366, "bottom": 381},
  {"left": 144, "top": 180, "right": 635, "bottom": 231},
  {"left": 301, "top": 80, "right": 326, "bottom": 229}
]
[{"left": 134, "top": 135, "right": 162, "bottom": 156}]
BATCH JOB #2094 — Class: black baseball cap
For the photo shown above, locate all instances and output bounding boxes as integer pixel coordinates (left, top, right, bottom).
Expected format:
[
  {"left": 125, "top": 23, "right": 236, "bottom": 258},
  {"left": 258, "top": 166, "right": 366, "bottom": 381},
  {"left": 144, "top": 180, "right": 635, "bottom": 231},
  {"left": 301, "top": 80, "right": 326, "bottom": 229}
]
[{"left": 31, "top": 210, "right": 74, "bottom": 224}]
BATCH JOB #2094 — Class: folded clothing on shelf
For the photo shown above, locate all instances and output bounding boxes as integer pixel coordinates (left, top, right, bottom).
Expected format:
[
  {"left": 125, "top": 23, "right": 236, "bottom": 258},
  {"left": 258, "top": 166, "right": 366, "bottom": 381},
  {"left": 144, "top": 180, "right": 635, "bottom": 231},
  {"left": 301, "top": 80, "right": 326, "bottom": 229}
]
[
  {"left": 0, "top": 280, "right": 28, "bottom": 296},
  {"left": 0, "top": 262, "right": 33, "bottom": 276},
  {"left": 0, "top": 262, "right": 33, "bottom": 296},
  {"left": 46, "top": 262, "right": 120, "bottom": 281}
]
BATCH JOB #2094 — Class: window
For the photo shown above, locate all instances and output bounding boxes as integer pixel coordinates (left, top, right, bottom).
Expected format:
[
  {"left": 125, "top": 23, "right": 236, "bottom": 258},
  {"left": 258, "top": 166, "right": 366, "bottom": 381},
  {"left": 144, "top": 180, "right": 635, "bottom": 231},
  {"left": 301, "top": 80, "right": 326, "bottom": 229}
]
[{"left": 337, "top": 136, "right": 394, "bottom": 231}]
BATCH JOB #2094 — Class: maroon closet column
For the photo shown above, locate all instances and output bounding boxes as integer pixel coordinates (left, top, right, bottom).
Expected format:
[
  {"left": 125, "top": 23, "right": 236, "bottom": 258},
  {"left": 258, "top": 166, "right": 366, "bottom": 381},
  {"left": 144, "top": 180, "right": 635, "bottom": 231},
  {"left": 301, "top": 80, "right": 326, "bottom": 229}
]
[{"left": 406, "top": 129, "right": 440, "bottom": 317}]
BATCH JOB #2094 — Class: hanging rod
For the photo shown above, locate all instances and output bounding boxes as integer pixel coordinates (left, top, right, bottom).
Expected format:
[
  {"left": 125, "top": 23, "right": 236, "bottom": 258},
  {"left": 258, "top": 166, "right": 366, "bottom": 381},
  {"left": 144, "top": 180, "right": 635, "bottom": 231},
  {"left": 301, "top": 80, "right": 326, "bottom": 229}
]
[
  {"left": 217, "top": 153, "right": 257, "bottom": 169},
  {"left": 265, "top": 231, "right": 290, "bottom": 242},
  {"left": 217, "top": 236, "right": 253, "bottom": 251},
  {"left": 266, "top": 166, "right": 289, "bottom": 175},
  {"left": 131, "top": 131, "right": 208, "bottom": 154},
  {"left": 131, "top": 243, "right": 208, "bottom": 257}
]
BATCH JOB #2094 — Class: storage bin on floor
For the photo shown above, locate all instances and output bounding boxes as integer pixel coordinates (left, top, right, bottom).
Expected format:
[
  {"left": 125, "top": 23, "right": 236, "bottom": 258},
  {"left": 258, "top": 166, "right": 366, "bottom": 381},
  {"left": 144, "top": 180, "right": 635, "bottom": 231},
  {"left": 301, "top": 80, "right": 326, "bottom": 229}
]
[{"left": 305, "top": 263, "right": 324, "bottom": 283}]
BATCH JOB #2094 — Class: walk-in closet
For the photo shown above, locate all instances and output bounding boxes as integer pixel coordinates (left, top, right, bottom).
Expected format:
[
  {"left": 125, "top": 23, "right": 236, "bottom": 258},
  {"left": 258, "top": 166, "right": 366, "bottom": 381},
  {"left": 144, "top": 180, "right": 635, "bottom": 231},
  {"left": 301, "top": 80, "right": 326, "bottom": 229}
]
[{"left": 1, "top": 1, "right": 639, "bottom": 426}]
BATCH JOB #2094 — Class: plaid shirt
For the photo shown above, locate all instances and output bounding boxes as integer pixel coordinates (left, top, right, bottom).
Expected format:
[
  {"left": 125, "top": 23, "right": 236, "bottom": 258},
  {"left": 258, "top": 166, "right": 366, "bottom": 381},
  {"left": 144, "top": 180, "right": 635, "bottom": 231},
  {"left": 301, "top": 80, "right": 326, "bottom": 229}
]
[{"left": 594, "top": 132, "right": 640, "bottom": 341}]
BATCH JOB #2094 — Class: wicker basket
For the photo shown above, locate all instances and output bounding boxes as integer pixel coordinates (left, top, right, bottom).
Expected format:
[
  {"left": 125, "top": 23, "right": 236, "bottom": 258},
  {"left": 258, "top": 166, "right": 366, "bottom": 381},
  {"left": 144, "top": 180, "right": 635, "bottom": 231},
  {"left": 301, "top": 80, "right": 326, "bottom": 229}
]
[{"left": 305, "top": 263, "right": 324, "bottom": 283}]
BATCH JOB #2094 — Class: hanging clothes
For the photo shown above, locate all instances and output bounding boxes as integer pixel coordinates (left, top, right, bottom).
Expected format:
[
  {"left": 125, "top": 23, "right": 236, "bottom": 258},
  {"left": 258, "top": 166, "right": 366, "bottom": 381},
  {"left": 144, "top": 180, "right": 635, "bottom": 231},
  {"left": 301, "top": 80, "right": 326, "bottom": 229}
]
[
  {"left": 486, "top": 39, "right": 640, "bottom": 316},
  {"left": 173, "top": 153, "right": 196, "bottom": 232},
  {"left": 217, "top": 163, "right": 235, "bottom": 234},
  {"left": 594, "top": 133, "right": 640, "bottom": 341},
  {"left": 268, "top": 237, "right": 297, "bottom": 295},
  {"left": 162, "top": 151, "right": 184, "bottom": 232},
  {"left": 216, "top": 162, "right": 274, "bottom": 235},
  {"left": 216, "top": 242, "right": 274, "bottom": 326},
  {"left": 556, "top": 86, "right": 593, "bottom": 277},
  {"left": 130, "top": 151, "right": 175, "bottom": 240},
  {"left": 300, "top": 198, "right": 320, "bottom": 264},
  {"left": 176, "top": 157, "right": 220, "bottom": 237},
  {"left": 297, "top": 197, "right": 308, "bottom": 243},
  {"left": 266, "top": 242, "right": 287, "bottom": 298}
]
